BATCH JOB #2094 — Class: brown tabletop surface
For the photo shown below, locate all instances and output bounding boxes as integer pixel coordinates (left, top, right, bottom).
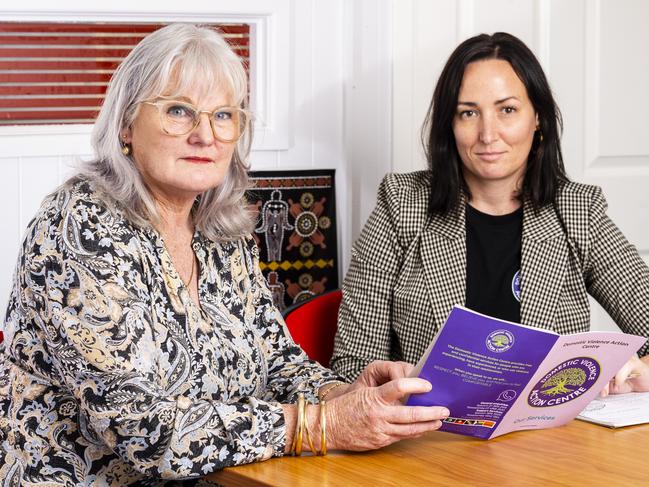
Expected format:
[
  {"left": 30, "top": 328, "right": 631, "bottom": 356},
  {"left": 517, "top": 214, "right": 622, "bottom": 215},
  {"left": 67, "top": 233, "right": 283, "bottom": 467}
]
[{"left": 207, "top": 420, "right": 649, "bottom": 486}]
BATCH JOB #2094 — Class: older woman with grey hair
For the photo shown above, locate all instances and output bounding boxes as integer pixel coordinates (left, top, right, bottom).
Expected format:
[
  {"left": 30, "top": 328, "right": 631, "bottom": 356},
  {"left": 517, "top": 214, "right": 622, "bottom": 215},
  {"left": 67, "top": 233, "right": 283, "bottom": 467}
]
[{"left": 0, "top": 24, "right": 448, "bottom": 485}]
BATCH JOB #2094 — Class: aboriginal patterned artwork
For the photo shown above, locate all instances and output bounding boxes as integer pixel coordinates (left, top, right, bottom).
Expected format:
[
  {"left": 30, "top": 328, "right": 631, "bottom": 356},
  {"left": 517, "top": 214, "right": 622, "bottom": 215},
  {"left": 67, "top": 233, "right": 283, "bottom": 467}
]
[
  {"left": 0, "top": 178, "right": 339, "bottom": 485},
  {"left": 248, "top": 170, "right": 339, "bottom": 311}
]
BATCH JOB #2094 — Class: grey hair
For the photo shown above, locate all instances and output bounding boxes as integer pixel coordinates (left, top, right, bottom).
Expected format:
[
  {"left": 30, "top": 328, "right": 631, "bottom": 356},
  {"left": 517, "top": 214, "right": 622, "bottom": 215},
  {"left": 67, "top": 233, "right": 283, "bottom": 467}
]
[{"left": 78, "top": 23, "right": 254, "bottom": 241}]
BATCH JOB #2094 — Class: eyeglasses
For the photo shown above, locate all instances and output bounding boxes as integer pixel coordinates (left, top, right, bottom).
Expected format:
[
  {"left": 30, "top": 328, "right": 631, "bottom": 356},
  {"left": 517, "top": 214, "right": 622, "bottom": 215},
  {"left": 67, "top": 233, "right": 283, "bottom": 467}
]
[{"left": 141, "top": 98, "right": 249, "bottom": 143}]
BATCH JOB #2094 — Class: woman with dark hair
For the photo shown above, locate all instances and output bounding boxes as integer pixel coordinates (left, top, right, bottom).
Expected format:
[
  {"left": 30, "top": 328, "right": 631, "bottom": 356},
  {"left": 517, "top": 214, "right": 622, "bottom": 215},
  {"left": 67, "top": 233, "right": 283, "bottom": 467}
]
[{"left": 331, "top": 32, "right": 649, "bottom": 395}]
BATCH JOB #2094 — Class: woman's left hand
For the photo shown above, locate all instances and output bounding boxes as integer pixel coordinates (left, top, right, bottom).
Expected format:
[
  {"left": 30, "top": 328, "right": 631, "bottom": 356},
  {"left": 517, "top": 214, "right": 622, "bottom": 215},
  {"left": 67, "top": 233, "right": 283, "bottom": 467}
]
[
  {"left": 319, "top": 361, "right": 414, "bottom": 403},
  {"left": 600, "top": 355, "right": 649, "bottom": 396},
  {"left": 348, "top": 360, "right": 413, "bottom": 392}
]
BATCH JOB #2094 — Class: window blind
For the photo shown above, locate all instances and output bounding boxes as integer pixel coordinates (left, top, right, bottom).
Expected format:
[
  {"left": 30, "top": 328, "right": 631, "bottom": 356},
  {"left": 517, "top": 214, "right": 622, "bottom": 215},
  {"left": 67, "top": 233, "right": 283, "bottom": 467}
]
[{"left": 0, "top": 22, "right": 250, "bottom": 125}]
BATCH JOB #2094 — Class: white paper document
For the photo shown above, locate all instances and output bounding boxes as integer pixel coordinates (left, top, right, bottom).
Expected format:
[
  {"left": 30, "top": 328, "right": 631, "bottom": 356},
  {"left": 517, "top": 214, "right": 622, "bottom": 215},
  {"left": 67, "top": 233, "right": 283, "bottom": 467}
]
[{"left": 577, "top": 392, "right": 649, "bottom": 428}]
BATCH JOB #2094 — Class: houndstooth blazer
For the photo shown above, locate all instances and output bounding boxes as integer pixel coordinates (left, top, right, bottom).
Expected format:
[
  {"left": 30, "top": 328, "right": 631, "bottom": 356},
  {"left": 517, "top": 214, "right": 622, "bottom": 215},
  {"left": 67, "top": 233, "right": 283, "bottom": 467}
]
[{"left": 331, "top": 171, "right": 649, "bottom": 381}]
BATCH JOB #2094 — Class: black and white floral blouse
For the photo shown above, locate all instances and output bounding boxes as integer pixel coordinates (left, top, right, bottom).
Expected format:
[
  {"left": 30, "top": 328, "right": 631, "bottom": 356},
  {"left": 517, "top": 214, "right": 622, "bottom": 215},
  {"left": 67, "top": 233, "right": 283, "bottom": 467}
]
[{"left": 0, "top": 179, "right": 340, "bottom": 485}]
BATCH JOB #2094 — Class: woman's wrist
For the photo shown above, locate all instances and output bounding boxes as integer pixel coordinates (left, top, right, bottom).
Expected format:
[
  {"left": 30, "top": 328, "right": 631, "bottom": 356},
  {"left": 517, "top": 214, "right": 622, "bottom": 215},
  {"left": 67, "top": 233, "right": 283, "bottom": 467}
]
[
  {"left": 307, "top": 400, "right": 340, "bottom": 453},
  {"left": 283, "top": 400, "right": 333, "bottom": 454},
  {"left": 305, "top": 403, "right": 325, "bottom": 452},
  {"left": 281, "top": 404, "right": 297, "bottom": 454}
]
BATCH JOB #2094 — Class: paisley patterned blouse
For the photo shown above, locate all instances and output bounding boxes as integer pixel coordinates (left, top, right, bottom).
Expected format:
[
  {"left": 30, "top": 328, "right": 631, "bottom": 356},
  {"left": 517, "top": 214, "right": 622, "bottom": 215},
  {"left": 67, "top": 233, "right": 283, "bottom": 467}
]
[{"left": 0, "top": 179, "right": 340, "bottom": 485}]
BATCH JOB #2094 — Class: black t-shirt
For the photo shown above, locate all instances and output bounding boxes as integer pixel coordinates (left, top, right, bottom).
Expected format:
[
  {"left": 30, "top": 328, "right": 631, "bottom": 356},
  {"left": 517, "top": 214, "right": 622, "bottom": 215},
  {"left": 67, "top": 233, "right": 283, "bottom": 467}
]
[{"left": 465, "top": 203, "right": 523, "bottom": 323}]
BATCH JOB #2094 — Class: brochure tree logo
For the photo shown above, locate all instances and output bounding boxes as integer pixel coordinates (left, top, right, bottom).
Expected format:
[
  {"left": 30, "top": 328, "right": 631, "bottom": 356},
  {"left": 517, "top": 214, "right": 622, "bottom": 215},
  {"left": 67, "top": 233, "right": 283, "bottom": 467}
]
[
  {"left": 528, "top": 357, "right": 601, "bottom": 407},
  {"left": 486, "top": 330, "right": 515, "bottom": 353}
]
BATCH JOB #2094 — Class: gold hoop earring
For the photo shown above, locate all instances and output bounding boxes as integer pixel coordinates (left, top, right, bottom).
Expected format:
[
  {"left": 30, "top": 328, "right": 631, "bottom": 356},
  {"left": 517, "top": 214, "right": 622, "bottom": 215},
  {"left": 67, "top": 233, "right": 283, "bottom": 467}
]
[{"left": 121, "top": 144, "right": 131, "bottom": 156}]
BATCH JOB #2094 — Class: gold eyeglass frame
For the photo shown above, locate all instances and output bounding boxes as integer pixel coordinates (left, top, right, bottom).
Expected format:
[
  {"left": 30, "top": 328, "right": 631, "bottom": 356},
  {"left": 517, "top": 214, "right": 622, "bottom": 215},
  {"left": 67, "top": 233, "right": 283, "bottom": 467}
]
[{"left": 141, "top": 98, "right": 250, "bottom": 143}]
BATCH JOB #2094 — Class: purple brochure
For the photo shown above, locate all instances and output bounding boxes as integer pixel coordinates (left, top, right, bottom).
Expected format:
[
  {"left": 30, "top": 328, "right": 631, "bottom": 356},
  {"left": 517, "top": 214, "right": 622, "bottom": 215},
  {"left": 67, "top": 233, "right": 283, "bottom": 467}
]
[{"left": 406, "top": 306, "right": 647, "bottom": 439}]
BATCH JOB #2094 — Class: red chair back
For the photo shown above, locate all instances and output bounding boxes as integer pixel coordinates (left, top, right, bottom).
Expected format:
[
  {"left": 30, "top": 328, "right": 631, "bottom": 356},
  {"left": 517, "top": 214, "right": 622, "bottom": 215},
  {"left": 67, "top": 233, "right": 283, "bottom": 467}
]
[{"left": 282, "top": 290, "right": 342, "bottom": 368}]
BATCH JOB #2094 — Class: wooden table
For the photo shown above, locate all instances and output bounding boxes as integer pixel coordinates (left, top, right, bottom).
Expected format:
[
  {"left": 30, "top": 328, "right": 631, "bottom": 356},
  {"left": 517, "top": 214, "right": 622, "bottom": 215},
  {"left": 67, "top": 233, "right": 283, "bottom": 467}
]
[{"left": 207, "top": 420, "right": 649, "bottom": 486}]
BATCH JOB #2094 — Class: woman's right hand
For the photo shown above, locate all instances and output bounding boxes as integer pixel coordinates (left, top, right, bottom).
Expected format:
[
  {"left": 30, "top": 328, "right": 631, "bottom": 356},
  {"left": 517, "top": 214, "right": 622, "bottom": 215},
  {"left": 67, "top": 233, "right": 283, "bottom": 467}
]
[{"left": 325, "top": 377, "right": 449, "bottom": 451}]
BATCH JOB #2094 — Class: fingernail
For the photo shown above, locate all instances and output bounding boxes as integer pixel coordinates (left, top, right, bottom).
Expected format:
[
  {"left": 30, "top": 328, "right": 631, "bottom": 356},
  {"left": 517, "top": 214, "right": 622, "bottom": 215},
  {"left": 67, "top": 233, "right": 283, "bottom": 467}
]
[{"left": 441, "top": 408, "right": 450, "bottom": 418}]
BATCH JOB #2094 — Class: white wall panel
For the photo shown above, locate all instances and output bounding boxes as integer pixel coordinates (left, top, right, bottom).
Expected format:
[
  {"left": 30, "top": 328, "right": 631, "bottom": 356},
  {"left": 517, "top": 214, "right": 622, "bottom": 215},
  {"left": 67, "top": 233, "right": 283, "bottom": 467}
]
[
  {"left": 344, "top": 0, "right": 393, "bottom": 241},
  {"left": 578, "top": 0, "right": 649, "bottom": 251},
  {"left": 311, "top": 1, "right": 345, "bottom": 171},
  {"left": 248, "top": 150, "right": 279, "bottom": 169},
  {"left": 550, "top": 0, "right": 649, "bottom": 331},
  {"left": 0, "top": 158, "right": 21, "bottom": 312},
  {"left": 0, "top": 159, "right": 21, "bottom": 237},
  {"left": 276, "top": 0, "right": 345, "bottom": 170},
  {"left": 473, "top": 0, "right": 536, "bottom": 44},
  {"left": 598, "top": 1, "right": 649, "bottom": 157},
  {"left": 18, "top": 156, "right": 60, "bottom": 230},
  {"left": 548, "top": 0, "right": 584, "bottom": 182},
  {"left": 392, "top": 0, "right": 458, "bottom": 175}
]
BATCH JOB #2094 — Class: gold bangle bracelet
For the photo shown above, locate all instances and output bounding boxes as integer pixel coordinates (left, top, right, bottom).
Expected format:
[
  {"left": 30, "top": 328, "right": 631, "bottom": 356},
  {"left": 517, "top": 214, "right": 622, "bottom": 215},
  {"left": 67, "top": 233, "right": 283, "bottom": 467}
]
[
  {"left": 289, "top": 395, "right": 296, "bottom": 453},
  {"left": 296, "top": 393, "right": 305, "bottom": 456},
  {"left": 291, "top": 393, "right": 305, "bottom": 456},
  {"left": 319, "top": 400, "right": 327, "bottom": 456},
  {"left": 303, "top": 404, "right": 317, "bottom": 455}
]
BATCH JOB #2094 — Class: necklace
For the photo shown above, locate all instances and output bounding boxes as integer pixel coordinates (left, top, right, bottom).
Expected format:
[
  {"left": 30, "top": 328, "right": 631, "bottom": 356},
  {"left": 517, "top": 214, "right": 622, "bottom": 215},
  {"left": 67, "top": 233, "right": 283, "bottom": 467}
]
[{"left": 182, "top": 254, "right": 196, "bottom": 289}]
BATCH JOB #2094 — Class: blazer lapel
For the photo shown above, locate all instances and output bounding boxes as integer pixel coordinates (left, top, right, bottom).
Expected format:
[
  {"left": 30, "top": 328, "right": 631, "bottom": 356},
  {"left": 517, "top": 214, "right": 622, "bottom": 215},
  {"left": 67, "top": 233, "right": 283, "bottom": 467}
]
[
  {"left": 420, "top": 203, "right": 466, "bottom": 328},
  {"left": 520, "top": 200, "right": 568, "bottom": 330}
]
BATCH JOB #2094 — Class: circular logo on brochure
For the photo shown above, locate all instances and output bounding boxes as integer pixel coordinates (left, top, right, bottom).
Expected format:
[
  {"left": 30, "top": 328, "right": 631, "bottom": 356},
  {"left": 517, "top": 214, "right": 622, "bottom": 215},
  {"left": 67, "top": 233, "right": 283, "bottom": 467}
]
[
  {"left": 486, "top": 329, "right": 515, "bottom": 353},
  {"left": 511, "top": 270, "right": 521, "bottom": 302},
  {"left": 528, "top": 357, "right": 601, "bottom": 408}
]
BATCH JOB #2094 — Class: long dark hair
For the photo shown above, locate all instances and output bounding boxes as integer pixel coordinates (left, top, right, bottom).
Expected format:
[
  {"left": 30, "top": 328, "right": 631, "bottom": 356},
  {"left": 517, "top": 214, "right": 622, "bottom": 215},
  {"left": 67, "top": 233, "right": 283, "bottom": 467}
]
[{"left": 422, "top": 32, "right": 568, "bottom": 214}]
